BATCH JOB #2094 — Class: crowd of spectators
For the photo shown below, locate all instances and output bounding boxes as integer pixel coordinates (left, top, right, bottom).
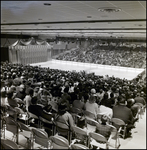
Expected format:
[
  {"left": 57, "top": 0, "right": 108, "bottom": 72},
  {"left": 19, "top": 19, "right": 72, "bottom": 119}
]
[
  {"left": 1, "top": 60, "right": 146, "bottom": 142},
  {"left": 56, "top": 43, "right": 146, "bottom": 68}
]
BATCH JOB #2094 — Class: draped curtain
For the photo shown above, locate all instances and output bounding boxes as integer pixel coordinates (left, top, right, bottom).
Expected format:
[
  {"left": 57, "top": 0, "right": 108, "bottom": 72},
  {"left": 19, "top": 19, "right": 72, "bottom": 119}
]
[
  {"left": 20, "top": 38, "right": 33, "bottom": 45},
  {"left": 36, "top": 40, "right": 45, "bottom": 45}
]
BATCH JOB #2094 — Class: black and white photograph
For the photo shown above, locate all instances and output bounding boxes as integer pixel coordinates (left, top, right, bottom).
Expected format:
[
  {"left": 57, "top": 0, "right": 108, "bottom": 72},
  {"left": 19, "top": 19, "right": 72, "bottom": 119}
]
[{"left": 1, "top": 1, "right": 146, "bottom": 149}]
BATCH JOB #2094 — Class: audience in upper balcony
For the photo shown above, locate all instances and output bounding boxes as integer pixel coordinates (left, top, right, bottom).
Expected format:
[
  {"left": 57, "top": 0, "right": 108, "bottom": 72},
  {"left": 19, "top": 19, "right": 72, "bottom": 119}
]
[{"left": 55, "top": 43, "right": 146, "bottom": 68}]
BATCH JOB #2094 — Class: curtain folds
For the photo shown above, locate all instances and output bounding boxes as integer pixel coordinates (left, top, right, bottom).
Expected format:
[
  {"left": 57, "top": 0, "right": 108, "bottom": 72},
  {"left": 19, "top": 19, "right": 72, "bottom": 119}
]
[
  {"left": 36, "top": 40, "right": 45, "bottom": 45},
  {"left": 20, "top": 38, "right": 32, "bottom": 45}
]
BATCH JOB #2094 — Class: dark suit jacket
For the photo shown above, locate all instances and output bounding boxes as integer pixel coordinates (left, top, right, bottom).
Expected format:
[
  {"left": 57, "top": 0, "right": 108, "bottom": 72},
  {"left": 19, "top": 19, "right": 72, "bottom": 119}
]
[
  {"left": 112, "top": 104, "right": 133, "bottom": 124},
  {"left": 28, "top": 104, "right": 43, "bottom": 117}
]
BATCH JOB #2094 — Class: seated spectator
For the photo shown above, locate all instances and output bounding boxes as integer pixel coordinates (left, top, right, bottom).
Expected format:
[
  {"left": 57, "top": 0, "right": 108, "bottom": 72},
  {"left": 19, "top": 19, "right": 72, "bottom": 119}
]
[
  {"left": 97, "top": 89, "right": 104, "bottom": 103},
  {"left": 99, "top": 105, "right": 113, "bottom": 120},
  {"left": 112, "top": 96, "right": 138, "bottom": 138},
  {"left": 24, "top": 88, "right": 34, "bottom": 112},
  {"left": 13, "top": 84, "right": 26, "bottom": 101},
  {"left": 55, "top": 102, "right": 75, "bottom": 132},
  {"left": 38, "top": 90, "right": 51, "bottom": 107},
  {"left": 105, "top": 92, "right": 116, "bottom": 108},
  {"left": 84, "top": 94, "right": 100, "bottom": 119},
  {"left": 72, "top": 92, "right": 85, "bottom": 110},
  {"left": 28, "top": 96, "right": 43, "bottom": 117},
  {"left": 95, "top": 114, "right": 112, "bottom": 140},
  {"left": 7, "top": 90, "right": 20, "bottom": 108},
  {"left": 0, "top": 89, "right": 8, "bottom": 114},
  {"left": 127, "top": 98, "right": 140, "bottom": 118},
  {"left": 134, "top": 93, "right": 146, "bottom": 106},
  {"left": 100, "top": 91, "right": 109, "bottom": 106},
  {"left": 74, "top": 115, "right": 88, "bottom": 145},
  {"left": 58, "top": 88, "right": 71, "bottom": 110},
  {"left": 61, "top": 86, "right": 71, "bottom": 103}
]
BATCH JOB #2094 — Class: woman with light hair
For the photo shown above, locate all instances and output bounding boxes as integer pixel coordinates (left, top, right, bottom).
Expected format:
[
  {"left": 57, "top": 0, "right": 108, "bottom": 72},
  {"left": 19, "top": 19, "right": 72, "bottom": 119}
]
[{"left": 84, "top": 93, "right": 100, "bottom": 118}]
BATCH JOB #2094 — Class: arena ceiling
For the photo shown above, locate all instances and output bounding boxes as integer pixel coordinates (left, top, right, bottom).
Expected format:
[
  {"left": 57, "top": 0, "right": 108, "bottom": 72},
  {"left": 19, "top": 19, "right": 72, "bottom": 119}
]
[{"left": 1, "top": 1, "right": 146, "bottom": 40}]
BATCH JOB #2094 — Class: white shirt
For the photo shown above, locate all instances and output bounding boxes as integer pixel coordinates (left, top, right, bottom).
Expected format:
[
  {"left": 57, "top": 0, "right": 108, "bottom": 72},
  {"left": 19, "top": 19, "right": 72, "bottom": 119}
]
[{"left": 99, "top": 105, "right": 113, "bottom": 119}]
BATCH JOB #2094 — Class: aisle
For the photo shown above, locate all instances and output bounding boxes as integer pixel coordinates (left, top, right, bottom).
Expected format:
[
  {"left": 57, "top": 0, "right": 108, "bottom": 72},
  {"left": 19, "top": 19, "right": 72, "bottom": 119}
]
[{"left": 119, "top": 110, "right": 146, "bottom": 149}]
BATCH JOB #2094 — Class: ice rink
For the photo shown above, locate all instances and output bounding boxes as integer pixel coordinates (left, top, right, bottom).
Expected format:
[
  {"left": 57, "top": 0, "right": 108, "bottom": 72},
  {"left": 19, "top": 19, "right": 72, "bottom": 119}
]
[{"left": 30, "top": 59, "right": 145, "bottom": 80}]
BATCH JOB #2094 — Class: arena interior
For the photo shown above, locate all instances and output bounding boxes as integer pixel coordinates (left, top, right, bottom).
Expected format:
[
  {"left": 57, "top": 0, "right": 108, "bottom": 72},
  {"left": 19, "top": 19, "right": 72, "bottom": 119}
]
[{"left": 1, "top": 1, "right": 146, "bottom": 149}]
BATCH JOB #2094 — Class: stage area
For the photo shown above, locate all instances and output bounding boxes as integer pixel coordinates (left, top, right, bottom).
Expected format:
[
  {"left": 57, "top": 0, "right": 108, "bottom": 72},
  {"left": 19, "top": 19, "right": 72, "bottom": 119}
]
[{"left": 30, "top": 59, "right": 144, "bottom": 80}]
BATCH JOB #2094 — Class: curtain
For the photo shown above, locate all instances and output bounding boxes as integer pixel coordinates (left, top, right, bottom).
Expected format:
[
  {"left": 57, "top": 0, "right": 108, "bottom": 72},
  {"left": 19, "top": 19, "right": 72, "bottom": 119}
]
[
  {"left": 20, "top": 38, "right": 32, "bottom": 45},
  {"left": 36, "top": 40, "right": 45, "bottom": 45}
]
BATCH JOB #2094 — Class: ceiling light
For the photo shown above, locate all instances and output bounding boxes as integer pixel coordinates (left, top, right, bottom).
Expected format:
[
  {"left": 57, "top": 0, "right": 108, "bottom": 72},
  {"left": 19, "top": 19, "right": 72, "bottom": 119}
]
[
  {"left": 134, "top": 24, "right": 143, "bottom": 27},
  {"left": 98, "top": 7, "right": 121, "bottom": 13},
  {"left": 44, "top": 3, "right": 51, "bottom": 6},
  {"left": 87, "top": 16, "right": 92, "bottom": 18}
]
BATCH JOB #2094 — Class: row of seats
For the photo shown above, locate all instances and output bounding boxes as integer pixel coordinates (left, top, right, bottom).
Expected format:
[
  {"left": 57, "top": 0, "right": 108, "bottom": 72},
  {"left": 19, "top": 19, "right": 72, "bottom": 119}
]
[
  {"left": 2, "top": 105, "right": 144, "bottom": 149},
  {"left": 1, "top": 96, "right": 145, "bottom": 149},
  {"left": 1, "top": 116, "right": 117, "bottom": 149}
]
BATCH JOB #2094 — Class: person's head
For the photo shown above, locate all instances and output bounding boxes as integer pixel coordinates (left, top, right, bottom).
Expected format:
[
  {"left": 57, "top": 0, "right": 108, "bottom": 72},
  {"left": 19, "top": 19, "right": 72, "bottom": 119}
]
[
  {"left": 58, "top": 102, "right": 68, "bottom": 115},
  {"left": 89, "top": 95, "right": 96, "bottom": 103},
  {"left": 33, "top": 87, "right": 39, "bottom": 96},
  {"left": 83, "top": 93, "right": 89, "bottom": 102},
  {"left": 64, "top": 86, "right": 69, "bottom": 93},
  {"left": 110, "top": 92, "right": 114, "bottom": 98},
  {"left": 28, "top": 88, "right": 34, "bottom": 96},
  {"left": 127, "top": 98, "right": 134, "bottom": 107},
  {"left": 7, "top": 90, "right": 14, "bottom": 99},
  {"left": 118, "top": 96, "right": 126, "bottom": 105},
  {"left": 140, "top": 91, "right": 144, "bottom": 97},
  {"left": 31, "top": 96, "right": 38, "bottom": 104},
  {"left": 101, "top": 114, "right": 108, "bottom": 125},
  {"left": 19, "top": 84, "right": 25, "bottom": 92},
  {"left": 10, "top": 85, "right": 16, "bottom": 93},
  {"left": 77, "top": 116, "right": 86, "bottom": 129},
  {"left": 91, "top": 88, "right": 96, "bottom": 95}
]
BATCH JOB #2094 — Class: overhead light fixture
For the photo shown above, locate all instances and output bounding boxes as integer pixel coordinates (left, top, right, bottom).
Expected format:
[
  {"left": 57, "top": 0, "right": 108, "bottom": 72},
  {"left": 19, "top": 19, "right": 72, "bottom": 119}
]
[
  {"left": 44, "top": 3, "right": 51, "bottom": 6},
  {"left": 98, "top": 7, "right": 121, "bottom": 13},
  {"left": 87, "top": 16, "right": 92, "bottom": 18},
  {"left": 134, "top": 24, "right": 143, "bottom": 27}
]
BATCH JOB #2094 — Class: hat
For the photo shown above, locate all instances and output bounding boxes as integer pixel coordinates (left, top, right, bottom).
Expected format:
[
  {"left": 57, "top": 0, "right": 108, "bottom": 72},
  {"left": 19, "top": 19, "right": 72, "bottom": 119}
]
[{"left": 91, "top": 88, "right": 96, "bottom": 94}]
